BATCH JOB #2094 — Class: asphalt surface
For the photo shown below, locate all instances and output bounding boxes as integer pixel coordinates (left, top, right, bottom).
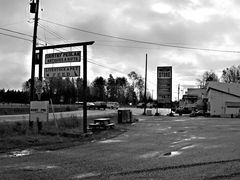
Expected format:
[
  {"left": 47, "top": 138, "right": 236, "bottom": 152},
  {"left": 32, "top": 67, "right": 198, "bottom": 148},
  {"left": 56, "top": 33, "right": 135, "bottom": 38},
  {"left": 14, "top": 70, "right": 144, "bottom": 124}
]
[{"left": 0, "top": 114, "right": 240, "bottom": 179}]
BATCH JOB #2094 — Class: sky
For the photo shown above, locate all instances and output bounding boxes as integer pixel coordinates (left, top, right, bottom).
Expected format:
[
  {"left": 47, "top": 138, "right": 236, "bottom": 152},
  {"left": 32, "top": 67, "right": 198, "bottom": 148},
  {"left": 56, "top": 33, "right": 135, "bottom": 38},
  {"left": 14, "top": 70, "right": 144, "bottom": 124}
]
[{"left": 1, "top": 0, "right": 240, "bottom": 100}]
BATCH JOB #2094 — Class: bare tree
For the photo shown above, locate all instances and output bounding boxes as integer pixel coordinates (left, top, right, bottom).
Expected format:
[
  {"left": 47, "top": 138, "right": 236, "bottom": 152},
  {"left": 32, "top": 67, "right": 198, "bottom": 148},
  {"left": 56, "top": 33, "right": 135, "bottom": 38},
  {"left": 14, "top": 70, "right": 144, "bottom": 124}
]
[{"left": 196, "top": 70, "right": 219, "bottom": 88}]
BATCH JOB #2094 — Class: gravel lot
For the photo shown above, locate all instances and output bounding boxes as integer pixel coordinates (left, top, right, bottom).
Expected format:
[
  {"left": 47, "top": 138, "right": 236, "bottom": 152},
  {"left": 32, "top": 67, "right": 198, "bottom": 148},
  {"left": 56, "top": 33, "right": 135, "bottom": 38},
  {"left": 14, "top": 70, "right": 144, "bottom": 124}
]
[{"left": 0, "top": 114, "right": 240, "bottom": 179}]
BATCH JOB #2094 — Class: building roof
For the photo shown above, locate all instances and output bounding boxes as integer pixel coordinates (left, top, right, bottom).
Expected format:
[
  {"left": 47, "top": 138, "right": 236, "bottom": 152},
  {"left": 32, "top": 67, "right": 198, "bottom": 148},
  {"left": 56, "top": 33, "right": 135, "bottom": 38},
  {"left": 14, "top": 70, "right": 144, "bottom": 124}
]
[{"left": 207, "top": 82, "right": 240, "bottom": 97}]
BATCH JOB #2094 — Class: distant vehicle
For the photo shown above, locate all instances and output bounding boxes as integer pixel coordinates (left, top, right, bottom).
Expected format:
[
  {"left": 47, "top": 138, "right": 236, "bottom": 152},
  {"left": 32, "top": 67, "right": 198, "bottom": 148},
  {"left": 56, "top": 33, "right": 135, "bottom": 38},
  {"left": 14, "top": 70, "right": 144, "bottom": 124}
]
[
  {"left": 146, "top": 103, "right": 153, "bottom": 108},
  {"left": 87, "top": 102, "right": 95, "bottom": 110},
  {"left": 94, "top": 101, "right": 107, "bottom": 110},
  {"left": 190, "top": 110, "right": 210, "bottom": 117},
  {"left": 175, "top": 107, "right": 191, "bottom": 115},
  {"left": 137, "top": 102, "right": 145, "bottom": 108},
  {"left": 75, "top": 101, "right": 83, "bottom": 105},
  {"left": 146, "top": 102, "right": 158, "bottom": 108},
  {"left": 107, "top": 102, "right": 119, "bottom": 109}
]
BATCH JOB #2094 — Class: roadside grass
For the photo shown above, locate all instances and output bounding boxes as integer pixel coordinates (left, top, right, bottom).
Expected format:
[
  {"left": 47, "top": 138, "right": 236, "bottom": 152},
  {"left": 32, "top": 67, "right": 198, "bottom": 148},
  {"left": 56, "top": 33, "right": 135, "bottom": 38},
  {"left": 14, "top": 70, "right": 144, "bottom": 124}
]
[{"left": 0, "top": 113, "right": 129, "bottom": 153}]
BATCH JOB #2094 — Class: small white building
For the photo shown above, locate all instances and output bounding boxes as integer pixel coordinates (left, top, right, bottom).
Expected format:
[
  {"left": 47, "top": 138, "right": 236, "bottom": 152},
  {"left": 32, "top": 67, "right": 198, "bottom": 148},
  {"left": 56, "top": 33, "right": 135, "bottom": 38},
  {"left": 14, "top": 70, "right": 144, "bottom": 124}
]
[{"left": 207, "top": 82, "right": 240, "bottom": 117}]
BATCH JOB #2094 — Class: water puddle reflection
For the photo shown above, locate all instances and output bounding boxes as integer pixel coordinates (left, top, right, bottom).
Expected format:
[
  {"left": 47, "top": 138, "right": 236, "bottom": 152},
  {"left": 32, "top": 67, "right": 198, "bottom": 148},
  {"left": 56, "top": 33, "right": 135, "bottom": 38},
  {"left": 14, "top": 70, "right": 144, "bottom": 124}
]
[
  {"left": 181, "top": 145, "right": 197, "bottom": 150},
  {"left": 161, "top": 151, "right": 182, "bottom": 157},
  {"left": 139, "top": 151, "right": 160, "bottom": 159},
  {"left": 22, "top": 165, "right": 59, "bottom": 171},
  {"left": 4, "top": 149, "right": 33, "bottom": 158},
  {"left": 173, "top": 136, "right": 206, "bottom": 144},
  {"left": 99, "top": 139, "right": 123, "bottom": 144},
  {"left": 73, "top": 172, "right": 101, "bottom": 179}
]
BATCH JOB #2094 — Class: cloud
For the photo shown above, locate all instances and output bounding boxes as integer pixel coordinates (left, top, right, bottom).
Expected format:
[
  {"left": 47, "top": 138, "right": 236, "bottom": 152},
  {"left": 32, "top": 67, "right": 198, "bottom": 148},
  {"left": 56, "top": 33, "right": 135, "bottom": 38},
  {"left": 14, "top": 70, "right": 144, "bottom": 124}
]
[{"left": 1, "top": 0, "right": 240, "bottom": 100}]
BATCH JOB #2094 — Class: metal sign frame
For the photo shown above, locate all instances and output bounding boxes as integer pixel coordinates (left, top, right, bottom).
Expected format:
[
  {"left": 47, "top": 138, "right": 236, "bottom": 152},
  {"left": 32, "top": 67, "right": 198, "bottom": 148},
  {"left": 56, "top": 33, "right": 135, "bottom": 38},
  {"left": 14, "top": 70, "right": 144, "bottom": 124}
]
[{"left": 32, "top": 41, "right": 94, "bottom": 133}]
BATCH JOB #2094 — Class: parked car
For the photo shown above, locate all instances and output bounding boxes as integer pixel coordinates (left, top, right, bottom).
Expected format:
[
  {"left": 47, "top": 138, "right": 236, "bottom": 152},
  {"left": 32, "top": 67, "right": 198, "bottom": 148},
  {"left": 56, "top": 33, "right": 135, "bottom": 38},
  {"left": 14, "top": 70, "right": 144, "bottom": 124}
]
[
  {"left": 107, "top": 102, "right": 119, "bottom": 109},
  {"left": 146, "top": 103, "right": 153, "bottom": 108},
  {"left": 94, "top": 101, "right": 107, "bottom": 110},
  {"left": 176, "top": 107, "right": 192, "bottom": 115},
  {"left": 190, "top": 110, "right": 210, "bottom": 117},
  {"left": 137, "top": 102, "right": 145, "bottom": 108},
  {"left": 87, "top": 102, "right": 95, "bottom": 110}
]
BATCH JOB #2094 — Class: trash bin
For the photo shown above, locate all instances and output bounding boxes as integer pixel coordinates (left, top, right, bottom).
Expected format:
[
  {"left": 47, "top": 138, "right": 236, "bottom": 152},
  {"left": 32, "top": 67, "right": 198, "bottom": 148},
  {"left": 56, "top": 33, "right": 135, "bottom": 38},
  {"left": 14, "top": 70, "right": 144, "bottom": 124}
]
[
  {"left": 118, "top": 110, "right": 132, "bottom": 123},
  {"left": 146, "top": 110, "right": 152, "bottom": 116}
]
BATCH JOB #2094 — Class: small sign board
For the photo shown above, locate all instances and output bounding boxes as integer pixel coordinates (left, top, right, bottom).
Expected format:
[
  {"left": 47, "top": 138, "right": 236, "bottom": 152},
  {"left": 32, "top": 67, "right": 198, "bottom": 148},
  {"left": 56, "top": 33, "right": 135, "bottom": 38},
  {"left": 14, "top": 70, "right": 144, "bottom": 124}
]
[
  {"left": 45, "top": 51, "right": 81, "bottom": 64},
  {"left": 44, "top": 66, "right": 80, "bottom": 78},
  {"left": 30, "top": 101, "right": 49, "bottom": 122}
]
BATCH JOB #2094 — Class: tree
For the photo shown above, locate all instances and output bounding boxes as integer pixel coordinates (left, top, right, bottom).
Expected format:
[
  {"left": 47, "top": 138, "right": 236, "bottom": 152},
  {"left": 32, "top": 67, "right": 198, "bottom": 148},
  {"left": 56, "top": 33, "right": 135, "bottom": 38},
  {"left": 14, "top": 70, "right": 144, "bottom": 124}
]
[
  {"left": 91, "top": 77, "right": 106, "bottom": 101},
  {"left": 106, "top": 74, "right": 116, "bottom": 101},
  {"left": 126, "top": 85, "right": 137, "bottom": 105},
  {"left": 128, "top": 71, "right": 144, "bottom": 101},
  {"left": 116, "top": 77, "right": 128, "bottom": 104},
  {"left": 196, "top": 70, "right": 219, "bottom": 88},
  {"left": 222, "top": 65, "right": 240, "bottom": 83}
]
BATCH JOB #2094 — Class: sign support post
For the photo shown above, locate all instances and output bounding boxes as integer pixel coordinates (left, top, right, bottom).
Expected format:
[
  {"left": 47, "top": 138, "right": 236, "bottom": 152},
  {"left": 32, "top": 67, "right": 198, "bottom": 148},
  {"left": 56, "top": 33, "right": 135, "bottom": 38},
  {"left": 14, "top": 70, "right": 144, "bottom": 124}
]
[{"left": 83, "top": 45, "right": 87, "bottom": 133}]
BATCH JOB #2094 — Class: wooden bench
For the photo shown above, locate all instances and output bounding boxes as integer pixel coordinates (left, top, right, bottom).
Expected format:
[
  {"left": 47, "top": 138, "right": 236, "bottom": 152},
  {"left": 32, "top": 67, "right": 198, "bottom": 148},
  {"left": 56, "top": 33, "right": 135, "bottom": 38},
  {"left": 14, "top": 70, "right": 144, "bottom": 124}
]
[
  {"left": 88, "top": 123, "right": 101, "bottom": 130},
  {"left": 88, "top": 121, "right": 115, "bottom": 130},
  {"left": 105, "top": 123, "right": 115, "bottom": 129}
]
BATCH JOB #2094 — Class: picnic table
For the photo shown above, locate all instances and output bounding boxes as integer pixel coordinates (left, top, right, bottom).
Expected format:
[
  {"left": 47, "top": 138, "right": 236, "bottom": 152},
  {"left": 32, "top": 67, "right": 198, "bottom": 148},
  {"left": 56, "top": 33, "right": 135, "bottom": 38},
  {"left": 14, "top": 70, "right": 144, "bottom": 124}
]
[{"left": 88, "top": 118, "right": 115, "bottom": 130}]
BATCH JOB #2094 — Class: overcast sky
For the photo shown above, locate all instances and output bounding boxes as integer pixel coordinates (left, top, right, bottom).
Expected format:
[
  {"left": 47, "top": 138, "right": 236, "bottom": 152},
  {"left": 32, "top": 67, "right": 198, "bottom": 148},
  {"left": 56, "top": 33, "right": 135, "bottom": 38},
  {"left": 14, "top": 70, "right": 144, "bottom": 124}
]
[{"left": 1, "top": 0, "right": 240, "bottom": 100}]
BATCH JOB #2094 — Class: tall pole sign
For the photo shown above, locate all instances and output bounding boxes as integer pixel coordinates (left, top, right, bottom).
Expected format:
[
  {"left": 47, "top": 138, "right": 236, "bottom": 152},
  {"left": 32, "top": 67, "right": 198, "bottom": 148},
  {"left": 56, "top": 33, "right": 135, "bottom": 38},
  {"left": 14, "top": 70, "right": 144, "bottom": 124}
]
[
  {"left": 30, "top": 0, "right": 40, "bottom": 101},
  {"left": 157, "top": 66, "right": 172, "bottom": 108}
]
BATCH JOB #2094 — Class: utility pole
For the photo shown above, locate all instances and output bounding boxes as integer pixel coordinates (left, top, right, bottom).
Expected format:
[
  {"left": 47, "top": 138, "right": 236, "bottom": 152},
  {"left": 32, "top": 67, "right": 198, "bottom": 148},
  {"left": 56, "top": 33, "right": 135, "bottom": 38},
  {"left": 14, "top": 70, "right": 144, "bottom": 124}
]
[
  {"left": 143, "top": 54, "right": 147, "bottom": 115},
  {"left": 30, "top": 0, "right": 40, "bottom": 101},
  {"left": 178, "top": 84, "right": 180, "bottom": 102}
]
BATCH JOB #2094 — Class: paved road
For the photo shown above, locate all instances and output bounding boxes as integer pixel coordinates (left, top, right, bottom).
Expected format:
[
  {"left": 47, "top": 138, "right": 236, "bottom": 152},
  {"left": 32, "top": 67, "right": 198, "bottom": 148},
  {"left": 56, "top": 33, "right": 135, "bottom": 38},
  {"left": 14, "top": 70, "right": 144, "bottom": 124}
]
[
  {"left": 1, "top": 115, "right": 239, "bottom": 179},
  {"left": 0, "top": 107, "right": 170, "bottom": 122}
]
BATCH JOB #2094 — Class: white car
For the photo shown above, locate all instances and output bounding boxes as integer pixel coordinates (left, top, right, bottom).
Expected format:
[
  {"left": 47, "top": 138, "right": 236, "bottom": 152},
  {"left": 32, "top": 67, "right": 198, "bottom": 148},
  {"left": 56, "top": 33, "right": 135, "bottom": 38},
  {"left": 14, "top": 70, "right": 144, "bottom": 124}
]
[{"left": 107, "top": 102, "right": 119, "bottom": 109}]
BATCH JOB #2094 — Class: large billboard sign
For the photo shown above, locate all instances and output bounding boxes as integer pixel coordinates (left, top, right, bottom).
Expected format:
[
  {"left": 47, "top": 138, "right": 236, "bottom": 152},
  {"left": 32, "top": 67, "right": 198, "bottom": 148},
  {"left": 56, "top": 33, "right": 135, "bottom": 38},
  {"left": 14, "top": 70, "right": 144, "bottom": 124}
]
[
  {"left": 45, "top": 51, "right": 81, "bottom": 64},
  {"left": 44, "top": 66, "right": 80, "bottom": 78},
  {"left": 157, "top": 66, "right": 172, "bottom": 108}
]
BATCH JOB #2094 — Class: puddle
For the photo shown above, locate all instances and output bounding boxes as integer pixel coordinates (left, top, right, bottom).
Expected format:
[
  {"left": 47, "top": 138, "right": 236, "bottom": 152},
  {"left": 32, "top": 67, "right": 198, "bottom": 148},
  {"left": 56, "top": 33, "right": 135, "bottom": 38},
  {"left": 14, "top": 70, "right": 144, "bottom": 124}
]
[
  {"left": 73, "top": 172, "right": 101, "bottom": 179},
  {"left": 157, "top": 127, "right": 172, "bottom": 131},
  {"left": 174, "top": 119, "right": 188, "bottom": 122},
  {"left": 6, "top": 149, "right": 33, "bottom": 158},
  {"left": 99, "top": 139, "right": 123, "bottom": 144},
  {"left": 172, "top": 136, "right": 206, "bottom": 144},
  {"left": 181, "top": 145, "right": 197, "bottom": 150},
  {"left": 161, "top": 151, "right": 182, "bottom": 157},
  {"left": 202, "top": 145, "right": 221, "bottom": 149},
  {"left": 139, "top": 151, "right": 160, "bottom": 159},
  {"left": 21, "top": 165, "right": 59, "bottom": 171}
]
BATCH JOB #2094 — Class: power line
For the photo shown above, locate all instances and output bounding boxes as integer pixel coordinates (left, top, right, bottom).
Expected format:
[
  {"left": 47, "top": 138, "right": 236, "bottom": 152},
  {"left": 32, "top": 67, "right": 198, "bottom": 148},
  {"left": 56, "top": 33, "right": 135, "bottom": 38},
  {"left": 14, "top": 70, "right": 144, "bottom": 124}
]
[
  {"left": 39, "top": 23, "right": 67, "bottom": 43},
  {"left": 0, "top": 32, "right": 32, "bottom": 42},
  {"left": 41, "top": 18, "right": 240, "bottom": 54},
  {"left": 0, "top": 27, "right": 32, "bottom": 38}
]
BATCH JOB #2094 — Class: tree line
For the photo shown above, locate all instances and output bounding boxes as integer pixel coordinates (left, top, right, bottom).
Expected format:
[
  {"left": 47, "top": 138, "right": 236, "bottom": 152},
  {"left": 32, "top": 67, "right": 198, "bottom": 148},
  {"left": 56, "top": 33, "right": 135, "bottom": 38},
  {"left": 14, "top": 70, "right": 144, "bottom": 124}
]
[
  {"left": 13, "top": 71, "right": 152, "bottom": 105},
  {"left": 1, "top": 65, "right": 239, "bottom": 104},
  {"left": 196, "top": 65, "right": 240, "bottom": 88}
]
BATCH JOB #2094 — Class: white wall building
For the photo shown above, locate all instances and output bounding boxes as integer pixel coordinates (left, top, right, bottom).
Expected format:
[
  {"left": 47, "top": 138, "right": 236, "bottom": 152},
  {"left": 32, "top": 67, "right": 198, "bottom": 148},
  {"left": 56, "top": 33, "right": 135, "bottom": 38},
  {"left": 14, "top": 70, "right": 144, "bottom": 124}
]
[{"left": 207, "top": 82, "right": 240, "bottom": 117}]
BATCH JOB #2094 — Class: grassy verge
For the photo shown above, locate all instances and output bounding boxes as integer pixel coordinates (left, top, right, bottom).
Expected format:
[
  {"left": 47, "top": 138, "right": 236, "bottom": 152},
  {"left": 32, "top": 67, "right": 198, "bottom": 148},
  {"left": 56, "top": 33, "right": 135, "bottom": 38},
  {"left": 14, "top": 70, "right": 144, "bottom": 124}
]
[{"left": 0, "top": 114, "right": 132, "bottom": 153}]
